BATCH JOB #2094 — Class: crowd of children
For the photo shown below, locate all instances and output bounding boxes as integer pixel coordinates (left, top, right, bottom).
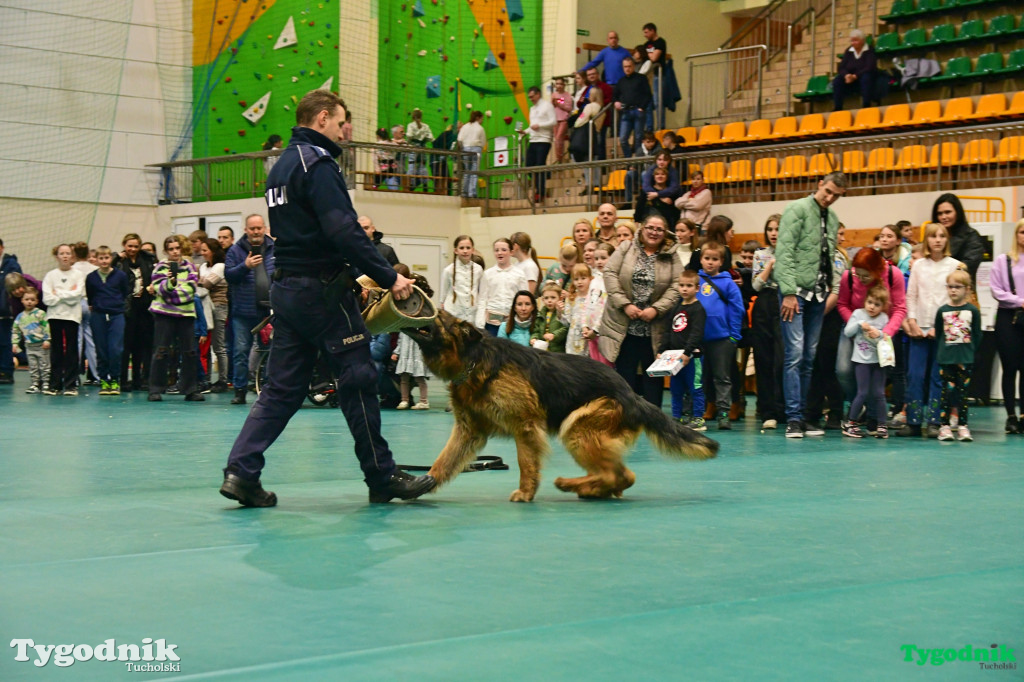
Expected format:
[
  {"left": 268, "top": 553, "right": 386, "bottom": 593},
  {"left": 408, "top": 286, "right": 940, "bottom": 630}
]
[{"left": 4, "top": 211, "right": 1020, "bottom": 448}]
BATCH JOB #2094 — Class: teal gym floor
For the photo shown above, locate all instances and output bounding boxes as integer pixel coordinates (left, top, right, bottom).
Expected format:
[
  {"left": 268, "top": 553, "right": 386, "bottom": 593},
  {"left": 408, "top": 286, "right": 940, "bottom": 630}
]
[{"left": 1, "top": 379, "right": 1021, "bottom": 681}]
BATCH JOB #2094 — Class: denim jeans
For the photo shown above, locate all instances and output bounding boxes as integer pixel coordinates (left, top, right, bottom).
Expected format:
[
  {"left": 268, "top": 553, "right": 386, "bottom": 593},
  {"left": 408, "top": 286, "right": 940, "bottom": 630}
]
[
  {"left": 462, "top": 146, "right": 481, "bottom": 197},
  {"left": 780, "top": 296, "right": 827, "bottom": 423},
  {"left": 232, "top": 314, "right": 259, "bottom": 388},
  {"left": 0, "top": 318, "right": 12, "bottom": 375},
  {"left": 670, "top": 356, "right": 704, "bottom": 419},
  {"left": 618, "top": 109, "right": 646, "bottom": 158},
  {"left": 905, "top": 336, "right": 942, "bottom": 426}
]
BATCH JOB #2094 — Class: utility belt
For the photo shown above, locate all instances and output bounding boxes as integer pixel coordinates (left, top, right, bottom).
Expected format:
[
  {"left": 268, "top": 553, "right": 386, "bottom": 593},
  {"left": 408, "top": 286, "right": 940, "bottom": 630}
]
[{"left": 273, "top": 267, "right": 353, "bottom": 288}]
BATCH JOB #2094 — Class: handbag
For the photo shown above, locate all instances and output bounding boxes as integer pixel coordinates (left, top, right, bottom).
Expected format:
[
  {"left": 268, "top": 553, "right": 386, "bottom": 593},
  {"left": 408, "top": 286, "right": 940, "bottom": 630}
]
[{"left": 1005, "top": 255, "right": 1024, "bottom": 331}]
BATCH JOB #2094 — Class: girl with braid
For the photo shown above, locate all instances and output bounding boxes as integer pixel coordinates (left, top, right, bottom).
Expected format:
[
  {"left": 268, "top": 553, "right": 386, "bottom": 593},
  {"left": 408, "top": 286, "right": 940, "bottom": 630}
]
[{"left": 439, "top": 235, "right": 482, "bottom": 324}]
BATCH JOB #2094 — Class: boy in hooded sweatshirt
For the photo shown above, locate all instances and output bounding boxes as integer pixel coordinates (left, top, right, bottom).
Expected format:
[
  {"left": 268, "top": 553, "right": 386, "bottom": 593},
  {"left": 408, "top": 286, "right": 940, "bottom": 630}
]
[{"left": 697, "top": 241, "right": 744, "bottom": 431}]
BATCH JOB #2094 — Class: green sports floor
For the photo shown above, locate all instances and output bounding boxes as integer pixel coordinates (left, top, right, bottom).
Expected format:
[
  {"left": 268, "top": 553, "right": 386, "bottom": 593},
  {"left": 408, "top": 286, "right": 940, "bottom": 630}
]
[{"left": 1, "top": 379, "right": 1021, "bottom": 681}]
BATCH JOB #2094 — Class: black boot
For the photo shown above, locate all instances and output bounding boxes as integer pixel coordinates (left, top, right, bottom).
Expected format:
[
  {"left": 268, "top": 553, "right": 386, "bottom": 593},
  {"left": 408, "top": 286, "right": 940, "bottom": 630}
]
[
  {"left": 368, "top": 470, "right": 436, "bottom": 503},
  {"left": 220, "top": 473, "right": 277, "bottom": 507},
  {"left": 231, "top": 388, "right": 247, "bottom": 405}
]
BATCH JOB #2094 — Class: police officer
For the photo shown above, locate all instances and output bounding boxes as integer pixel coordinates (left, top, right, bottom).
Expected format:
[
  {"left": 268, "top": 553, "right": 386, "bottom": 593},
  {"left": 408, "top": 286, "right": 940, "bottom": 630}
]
[{"left": 220, "top": 90, "right": 435, "bottom": 506}]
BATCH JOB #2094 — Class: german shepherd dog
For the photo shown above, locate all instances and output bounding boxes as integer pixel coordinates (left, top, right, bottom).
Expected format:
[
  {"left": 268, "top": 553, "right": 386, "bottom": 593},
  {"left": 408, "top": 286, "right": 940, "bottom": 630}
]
[{"left": 404, "top": 311, "right": 719, "bottom": 502}]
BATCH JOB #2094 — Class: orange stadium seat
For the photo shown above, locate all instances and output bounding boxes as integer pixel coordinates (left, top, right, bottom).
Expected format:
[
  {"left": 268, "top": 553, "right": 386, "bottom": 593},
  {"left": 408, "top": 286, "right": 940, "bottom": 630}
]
[
  {"left": 599, "top": 169, "right": 628, "bottom": 192},
  {"left": 807, "top": 152, "right": 839, "bottom": 176},
  {"left": 996, "top": 136, "right": 1023, "bottom": 163},
  {"left": 720, "top": 121, "right": 747, "bottom": 144},
  {"left": 852, "top": 107, "right": 881, "bottom": 131},
  {"left": 825, "top": 110, "right": 853, "bottom": 134},
  {"left": 725, "top": 159, "right": 752, "bottom": 183},
  {"left": 895, "top": 144, "right": 928, "bottom": 170},
  {"left": 754, "top": 157, "right": 779, "bottom": 180},
  {"left": 703, "top": 161, "right": 728, "bottom": 183},
  {"left": 937, "top": 97, "right": 974, "bottom": 123},
  {"left": 908, "top": 100, "right": 942, "bottom": 126},
  {"left": 880, "top": 103, "right": 911, "bottom": 129},
  {"left": 842, "top": 150, "right": 867, "bottom": 173},
  {"left": 866, "top": 147, "right": 896, "bottom": 172},
  {"left": 653, "top": 129, "right": 669, "bottom": 144},
  {"left": 771, "top": 116, "right": 799, "bottom": 138},
  {"left": 780, "top": 155, "right": 808, "bottom": 178},
  {"left": 959, "top": 139, "right": 994, "bottom": 165},
  {"left": 745, "top": 119, "right": 773, "bottom": 141},
  {"left": 968, "top": 93, "right": 1007, "bottom": 121},
  {"left": 1007, "top": 92, "right": 1024, "bottom": 116},
  {"left": 692, "top": 124, "right": 722, "bottom": 147},
  {"left": 676, "top": 127, "right": 697, "bottom": 145},
  {"left": 928, "top": 142, "right": 960, "bottom": 168},
  {"left": 794, "top": 113, "right": 825, "bottom": 138}
]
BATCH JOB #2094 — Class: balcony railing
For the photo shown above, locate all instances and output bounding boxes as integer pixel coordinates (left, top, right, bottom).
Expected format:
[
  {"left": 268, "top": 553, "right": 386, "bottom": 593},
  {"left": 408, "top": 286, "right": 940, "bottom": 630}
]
[{"left": 149, "top": 142, "right": 476, "bottom": 204}]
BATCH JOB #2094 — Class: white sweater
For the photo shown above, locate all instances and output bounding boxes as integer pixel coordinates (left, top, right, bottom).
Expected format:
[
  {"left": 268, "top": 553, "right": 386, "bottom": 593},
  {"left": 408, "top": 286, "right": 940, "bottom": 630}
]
[
  {"left": 526, "top": 99, "right": 556, "bottom": 144},
  {"left": 475, "top": 264, "right": 529, "bottom": 328},
  {"left": 906, "top": 256, "right": 962, "bottom": 331},
  {"left": 42, "top": 267, "right": 87, "bottom": 323},
  {"left": 440, "top": 259, "right": 483, "bottom": 322}
]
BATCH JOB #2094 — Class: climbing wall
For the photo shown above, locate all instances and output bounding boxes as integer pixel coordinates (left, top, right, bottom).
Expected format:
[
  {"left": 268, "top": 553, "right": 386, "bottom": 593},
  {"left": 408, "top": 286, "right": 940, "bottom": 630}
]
[
  {"left": 191, "top": 0, "right": 341, "bottom": 162},
  {"left": 376, "top": 0, "right": 542, "bottom": 149}
]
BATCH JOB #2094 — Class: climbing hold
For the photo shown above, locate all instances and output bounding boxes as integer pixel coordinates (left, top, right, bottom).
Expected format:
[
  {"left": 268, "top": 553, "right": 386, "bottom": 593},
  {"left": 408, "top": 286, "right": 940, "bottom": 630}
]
[{"left": 225, "top": 77, "right": 232, "bottom": 83}]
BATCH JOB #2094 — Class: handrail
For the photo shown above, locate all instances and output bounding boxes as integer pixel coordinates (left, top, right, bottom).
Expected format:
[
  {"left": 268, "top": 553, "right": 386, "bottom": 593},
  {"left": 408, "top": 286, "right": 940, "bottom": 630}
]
[
  {"left": 685, "top": 44, "right": 770, "bottom": 61},
  {"left": 721, "top": 0, "right": 788, "bottom": 50},
  {"left": 785, "top": 6, "right": 818, "bottom": 115},
  {"left": 686, "top": 45, "right": 767, "bottom": 124}
]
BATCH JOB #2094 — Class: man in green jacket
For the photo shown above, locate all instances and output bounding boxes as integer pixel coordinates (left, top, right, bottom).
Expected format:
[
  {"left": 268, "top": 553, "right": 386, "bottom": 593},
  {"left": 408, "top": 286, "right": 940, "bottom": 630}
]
[{"left": 774, "top": 172, "right": 847, "bottom": 438}]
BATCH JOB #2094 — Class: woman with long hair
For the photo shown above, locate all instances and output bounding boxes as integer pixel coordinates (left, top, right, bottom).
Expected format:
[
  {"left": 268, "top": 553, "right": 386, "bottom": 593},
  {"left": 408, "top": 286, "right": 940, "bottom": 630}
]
[{"left": 989, "top": 219, "right": 1024, "bottom": 433}]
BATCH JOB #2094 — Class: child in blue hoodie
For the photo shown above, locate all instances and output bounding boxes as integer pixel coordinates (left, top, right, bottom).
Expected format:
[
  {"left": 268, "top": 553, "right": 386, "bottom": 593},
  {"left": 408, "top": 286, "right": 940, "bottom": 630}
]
[{"left": 697, "top": 241, "right": 745, "bottom": 431}]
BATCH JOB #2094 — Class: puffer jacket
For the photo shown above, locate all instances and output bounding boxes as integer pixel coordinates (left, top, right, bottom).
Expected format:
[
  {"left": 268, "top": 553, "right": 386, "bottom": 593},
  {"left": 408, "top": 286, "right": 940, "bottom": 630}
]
[
  {"left": 774, "top": 194, "right": 839, "bottom": 297},
  {"left": 598, "top": 237, "right": 682, "bottom": 363}
]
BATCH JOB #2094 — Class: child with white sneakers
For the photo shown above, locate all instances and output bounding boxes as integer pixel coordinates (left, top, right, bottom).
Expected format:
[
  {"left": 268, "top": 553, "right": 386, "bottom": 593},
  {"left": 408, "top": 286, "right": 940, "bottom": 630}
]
[{"left": 11, "top": 287, "right": 50, "bottom": 393}]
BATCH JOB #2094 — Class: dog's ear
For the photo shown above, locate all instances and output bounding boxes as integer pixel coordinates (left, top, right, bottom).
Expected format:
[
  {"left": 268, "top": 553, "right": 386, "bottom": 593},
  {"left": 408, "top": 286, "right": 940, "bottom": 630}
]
[{"left": 459, "top": 320, "right": 483, "bottom": 345}]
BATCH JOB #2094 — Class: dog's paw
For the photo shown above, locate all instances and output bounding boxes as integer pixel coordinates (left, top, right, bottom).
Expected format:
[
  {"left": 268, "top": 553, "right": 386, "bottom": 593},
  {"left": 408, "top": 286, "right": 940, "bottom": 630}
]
[
  {"left": 553, "top": 477, "right": 573, "bottom": 492},
  {"left": 509, "top": 489, "right": 534, "bottom": 503}
]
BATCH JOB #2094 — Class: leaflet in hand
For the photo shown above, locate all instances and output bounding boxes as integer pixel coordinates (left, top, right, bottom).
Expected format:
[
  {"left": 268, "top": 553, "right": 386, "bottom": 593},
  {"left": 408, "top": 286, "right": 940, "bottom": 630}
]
[{"left": 646, "top": 349, "right": 687, "bottom": 377}]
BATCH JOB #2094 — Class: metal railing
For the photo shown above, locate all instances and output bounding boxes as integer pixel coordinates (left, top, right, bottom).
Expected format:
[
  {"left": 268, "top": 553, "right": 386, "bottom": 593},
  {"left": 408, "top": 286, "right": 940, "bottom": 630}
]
[
  {"left": 686, "top": 45, "right": 768, "bottom": 126},
  {"left": 148, "top": 142, "right": 475, "bottom": 204},
  {"left": 474, "top": 121, "right": 1024, "bottom": 217}
]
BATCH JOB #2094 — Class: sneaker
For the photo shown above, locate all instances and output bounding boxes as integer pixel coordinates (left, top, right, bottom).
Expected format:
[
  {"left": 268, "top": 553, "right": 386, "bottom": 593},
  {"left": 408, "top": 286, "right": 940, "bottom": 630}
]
[
  {"left": 785, "top": 421, "right": 804, "bottom": 438},
  {"left": 825, "top": 415, "right": 843, "bottom": 431},
  {"left": 210, "top": 381, "right": 229, "bottom": 394},
  {"left": 936, "top": 425, "right": 955, "bottom": 441},
  {"left": 842, "top": 421, "right": 865, "bottom": 438},
  {"left": 804, "top": 420, "right": 825, "bottom": 437},
  {"left": 109, "top": 382, "right": 120, "bottom": 395},
  {"left": 688, "top": 417, "right": 707, "bottom": 432},
  {"left": 925, "top": 423, "right": 941, "bottom": 439},
  {"left": 148, "top": 393, "right": 162, "bottom": 402},
  {"left": 165, "top": 383, "right": 181, "bottom": 395},
  {"left": 396, "top": 400, "right": 410, "bottom": 410},
  {"left": 956, "top": 425, "right": 973, "bottom": 442},
  {"left": 42, "top": 388, "right": 59, "bottom": 396},
  {"left": 63, "top": 389, "right": 78, "bottom": 397},
  {"left": 717, "top": 414, "right": 731, "bottom": 430},
  {"left": 677, "top": 414, "right": 691, "bottom": 426},
  {"left": 99, "top": 380, "right": 111, "bottom": 396},
  {"left": 410, "top": 401, "right": 430, "bottom": 410},
  {"left": 875, "top": 424, "right": 889, "bottom": 439},
  {"left": 25, "top": 385, "right": 40, "bottom": 394},
  {"left": 1005, "top": 416, "right": 1020, "bottom": 434},
  {"left": 896, "top": 424, "right": 922, "bottom": 437},
  {"left": 889, "top": 411, "right": 907, "bottom": 427},
  {"left": 199, "top": 381, "right": 212, "bottom": 394},
  {"left": 762, "top": 418, "right": 778, "bottom": 430}
]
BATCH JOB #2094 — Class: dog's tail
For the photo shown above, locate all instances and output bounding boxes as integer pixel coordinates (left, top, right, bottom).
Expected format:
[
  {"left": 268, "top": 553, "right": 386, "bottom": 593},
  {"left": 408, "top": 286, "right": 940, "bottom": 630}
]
[{"left": 631, "top": 396, "right": 719, "bottom": 460}]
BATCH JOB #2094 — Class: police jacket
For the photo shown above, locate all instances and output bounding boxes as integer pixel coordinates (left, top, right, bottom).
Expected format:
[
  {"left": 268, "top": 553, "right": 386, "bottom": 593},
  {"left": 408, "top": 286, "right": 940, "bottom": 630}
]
[
  {"left": 266, "top": 126, "right": 398, "bottom": 289},
  {"left": 225, "top": 234, "right": 276, "bottom": 319}
]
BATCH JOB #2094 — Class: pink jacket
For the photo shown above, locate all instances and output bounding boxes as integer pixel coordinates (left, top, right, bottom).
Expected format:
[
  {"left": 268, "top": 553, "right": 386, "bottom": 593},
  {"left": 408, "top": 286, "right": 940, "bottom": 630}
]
[{"left": 837, "top": 264, "right": 907, "bottom": 337}]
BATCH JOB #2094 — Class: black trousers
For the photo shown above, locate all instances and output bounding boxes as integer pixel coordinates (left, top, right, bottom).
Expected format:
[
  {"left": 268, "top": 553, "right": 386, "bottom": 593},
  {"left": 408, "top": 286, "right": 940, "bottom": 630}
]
[
  {"left": 751, "top": 289, "right": 785, "bottom": 421},
  {"left": 149, "top": 315, "right": 197, "bottom": 396},
  {"left": 995, "top": 308, "right": 1024, "bottom": 415},
  {"left": 806, "top": 308, "right": 844, "bottom": 421},
  {"left": 48, "top": 319, "right": 79, "bottom": 391},
  {"left": 526, "top": 142, "right": 551, "bottom": 196},
  {"left": 122, "top": 297, "right": 154, "bottom": 389},
  {"left": 614, "top": 333, "right": 663, "bottom": 407}
]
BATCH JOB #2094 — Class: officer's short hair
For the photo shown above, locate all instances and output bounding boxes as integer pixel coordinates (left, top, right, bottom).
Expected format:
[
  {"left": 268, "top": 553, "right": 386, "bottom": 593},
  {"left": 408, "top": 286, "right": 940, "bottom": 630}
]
[{"left": 296, "top": 90, "right": 348, "bottom": 127}]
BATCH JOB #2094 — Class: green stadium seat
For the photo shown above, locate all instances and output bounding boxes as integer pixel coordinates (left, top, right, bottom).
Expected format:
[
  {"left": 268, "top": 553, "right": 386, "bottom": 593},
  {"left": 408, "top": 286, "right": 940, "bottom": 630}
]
[
  {"left": 987, "top": 14, "right": 1016, "bottom": 37},
  {"left": 881, "top": 0, "right": 915, "bottom": 20},
  {"left": 956, "top": 20, "right": 985, "bottom": 42},
  {"left": 901, "top": 28, "right": 928, "bottom": 49},
  {"left": 874, "top": 32, "right": 901, "bottom": 53},
  {"left": 794, "top": 75, "right": 833, "bottom": 101},
  {"left": 929, "top": 56, "right": 972, "bottom": 83},
  {"left": 974, "top": 52, "right": 1004, "bottom": 76},
  {"left": 1001, "top": 48, "right": 1024, "bottom": 75},
  {"left": 914, "top": 0, "right": 944, "bottom": 15},
  {"left": 927, "top": 23, "right": 957, "bottom": 45}
]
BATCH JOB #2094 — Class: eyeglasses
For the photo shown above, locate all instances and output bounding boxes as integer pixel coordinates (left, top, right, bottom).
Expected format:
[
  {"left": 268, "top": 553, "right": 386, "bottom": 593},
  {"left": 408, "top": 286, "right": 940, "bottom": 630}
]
[{"left": 946, "top": 284, "right": 965, "bottom": 290}]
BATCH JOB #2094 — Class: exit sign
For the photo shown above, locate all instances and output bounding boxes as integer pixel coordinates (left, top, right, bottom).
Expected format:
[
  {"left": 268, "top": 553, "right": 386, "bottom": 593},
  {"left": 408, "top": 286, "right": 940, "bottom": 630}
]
[{"left": 577, "top": 29, "right": 589, "bottom": 36}]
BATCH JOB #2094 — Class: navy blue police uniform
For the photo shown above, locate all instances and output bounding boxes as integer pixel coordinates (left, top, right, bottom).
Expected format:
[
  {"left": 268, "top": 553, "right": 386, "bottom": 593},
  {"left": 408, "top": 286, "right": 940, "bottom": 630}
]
[{"left": 223, "top": 125, "right": 425, "bottom": 501}]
